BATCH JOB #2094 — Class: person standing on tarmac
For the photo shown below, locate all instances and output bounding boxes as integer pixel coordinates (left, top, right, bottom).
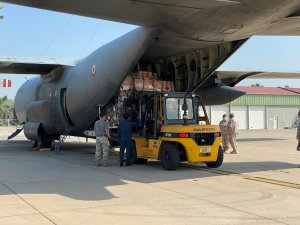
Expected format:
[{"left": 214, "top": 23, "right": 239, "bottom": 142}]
[
  {"left": 118, "top": 114, "right": 138, "bottom": 167},
  {"left": 219, "top": 114, "right": 229, "bottom": 153},
  {"left": 227, "top": 113, "right": 239, "bottom": 154},
  {"left": 94, "top": 113, "right": 111, "bottom": 166},
  {"left": 296, "top": 110, "right": 300, "bottom": 152}
]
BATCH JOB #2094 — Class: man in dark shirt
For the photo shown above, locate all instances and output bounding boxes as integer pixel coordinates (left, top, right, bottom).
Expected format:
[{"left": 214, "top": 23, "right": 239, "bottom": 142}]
[{"left": 118, "top": 114, "right": 137, "bottom": 166}]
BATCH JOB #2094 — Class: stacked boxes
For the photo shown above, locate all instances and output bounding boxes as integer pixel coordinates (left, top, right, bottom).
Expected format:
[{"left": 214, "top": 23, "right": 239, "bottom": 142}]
[
  {"left": 153, "top": 80, "right": 163, "bottom": 91},
  {"left": 120, "top": 71, "right": 174, "bottom": 93},
  {"left": 120, "top": 76, "right": 133, "bottom": 91}
]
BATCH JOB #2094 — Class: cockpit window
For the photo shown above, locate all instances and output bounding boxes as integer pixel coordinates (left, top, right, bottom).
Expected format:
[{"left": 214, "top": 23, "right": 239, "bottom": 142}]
[{"left": 166, "top": 98, "right": 193, "bottom": 120}]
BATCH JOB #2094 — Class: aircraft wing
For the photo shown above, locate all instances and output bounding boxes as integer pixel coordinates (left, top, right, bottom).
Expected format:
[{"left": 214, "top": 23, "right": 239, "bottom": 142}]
[
  {"left": 4, "top": 1, "right": 300, "bottom": 59},
  {"left": 2, "top": 0, "right": 240, "bottom": 26},
  {"left": 191, "top": 69, "right": 300, "bottom": 90},
  {"left": 216, "top": 71, "right": 300, "bottom": 87},
  {"left": 0, "top": 57, "right": 76, "bottom": 74},
  {"left": 259, "top": 14, "right": 300, "bottom": 36}
]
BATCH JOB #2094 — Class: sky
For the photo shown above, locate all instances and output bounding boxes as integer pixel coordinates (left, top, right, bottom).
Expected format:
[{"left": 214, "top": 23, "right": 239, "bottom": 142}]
[{"left": 0, "top": 3, "right": 300, "bottom": 99}]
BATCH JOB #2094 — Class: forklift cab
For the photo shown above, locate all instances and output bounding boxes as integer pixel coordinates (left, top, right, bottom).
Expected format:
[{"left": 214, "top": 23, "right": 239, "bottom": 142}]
[{"left": 138, "top": 92, "right": 209, "bottom": 138}]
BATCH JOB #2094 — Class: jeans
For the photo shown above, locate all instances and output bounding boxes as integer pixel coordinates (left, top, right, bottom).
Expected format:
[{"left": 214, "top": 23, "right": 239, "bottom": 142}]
[{"left": 120, "top": 139, "right": 132, "bottom": 163}]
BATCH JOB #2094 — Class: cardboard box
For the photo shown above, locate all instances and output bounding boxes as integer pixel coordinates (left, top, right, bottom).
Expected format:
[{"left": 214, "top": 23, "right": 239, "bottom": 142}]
[
  {"left": 135, "top": 71, "right": 143, "bottom": 78},
  {"left": 153, "top": 80, "right": 162, "bottom": 91},
  {"left": 134, "top": 78, "right": 144, "bottom": 91},
  {"left": 162, "top": 81, "right": 174, "bottom": 92},
  {"left": 143, "top": 78, "right": 153, "bottom": 91},
  {"left": 143, "top": 71, "right": 152, "bottom": 79},
  {"left": 120, "top": 76, "right": 133, "bottom": 91}
]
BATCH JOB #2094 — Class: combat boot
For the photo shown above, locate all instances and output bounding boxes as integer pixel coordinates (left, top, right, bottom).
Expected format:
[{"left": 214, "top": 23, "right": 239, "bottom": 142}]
[
  {"left": 102, "top": 161, "right": 109, "bottom": 166},
  {"left": 230, "top": 150, "right": 237, "bottom": 154}
]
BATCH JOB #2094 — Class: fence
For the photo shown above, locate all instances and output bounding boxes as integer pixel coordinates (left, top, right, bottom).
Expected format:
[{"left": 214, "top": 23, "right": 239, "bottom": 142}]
[{"left": 0, "top": 119, "right": 21, "bottom": 127}]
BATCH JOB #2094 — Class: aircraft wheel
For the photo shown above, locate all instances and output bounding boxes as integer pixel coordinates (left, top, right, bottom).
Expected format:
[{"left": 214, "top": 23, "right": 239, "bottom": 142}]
[
  {"left": 160, "top": 143, "right": 179, "bottom": 171},
  {"left": 37, "top": 132, "right": 53, "bottom": 150},
  {"left": 206, "top": 146, "right": 224, "bottom": 168}
]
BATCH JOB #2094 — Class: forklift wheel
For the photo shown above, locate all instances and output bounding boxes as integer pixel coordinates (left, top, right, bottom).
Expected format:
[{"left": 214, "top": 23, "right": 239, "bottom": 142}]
[
  {"left": 206, "top": 146, "right": 224, "bottom": 168},
  {"left": 160, "top": 143, "right": 179, "bottom": 171}
]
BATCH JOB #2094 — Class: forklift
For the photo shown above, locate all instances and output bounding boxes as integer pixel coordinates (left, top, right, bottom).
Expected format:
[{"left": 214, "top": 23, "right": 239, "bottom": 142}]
[{"left": 123, "top": 92, "right": 223, "bottom": 170}]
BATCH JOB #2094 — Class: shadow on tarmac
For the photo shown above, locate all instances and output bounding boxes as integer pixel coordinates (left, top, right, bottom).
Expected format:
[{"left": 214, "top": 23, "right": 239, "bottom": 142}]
[
  {"left": 0, "top": 140, "right": 298, "bottom": 201},
  {"left": 238, "top": 138, "right": 286, "bottom": 142}
]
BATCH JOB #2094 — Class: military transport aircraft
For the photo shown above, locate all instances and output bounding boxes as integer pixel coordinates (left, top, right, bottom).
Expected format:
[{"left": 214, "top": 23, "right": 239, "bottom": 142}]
[{"left": 1, "top": 0, "right": 300, "bottom": 148}]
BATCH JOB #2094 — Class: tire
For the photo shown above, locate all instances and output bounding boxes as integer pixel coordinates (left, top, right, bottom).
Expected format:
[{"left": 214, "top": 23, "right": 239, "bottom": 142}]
[
  {"left": 37, "top": 132, "right": 53, "bottom": 150},
  {"left": 32, "top": 140, "right": 38, "bottom": 149},
  {"left": 131, "top": 141, "right": 148, "bottom": 164},
  {"left": 160, "top": 143, "right": 179, "bottom": 171},
  {"left": 206, "top": 146, "right": 223, "bottom": 168}
]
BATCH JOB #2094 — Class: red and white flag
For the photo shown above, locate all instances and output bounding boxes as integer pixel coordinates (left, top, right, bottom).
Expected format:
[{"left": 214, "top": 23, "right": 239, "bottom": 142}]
[{"left": 0, "top": 79, "right": 12, "bottom": 87}]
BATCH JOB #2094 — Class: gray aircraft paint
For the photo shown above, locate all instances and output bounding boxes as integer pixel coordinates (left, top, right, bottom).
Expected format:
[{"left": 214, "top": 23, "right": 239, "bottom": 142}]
[
  {"left": 15, "top": 28, "right": 157, "bottom": 139},
  {"left": 3, "top": 0, "right": 300, "bottom": 58}
]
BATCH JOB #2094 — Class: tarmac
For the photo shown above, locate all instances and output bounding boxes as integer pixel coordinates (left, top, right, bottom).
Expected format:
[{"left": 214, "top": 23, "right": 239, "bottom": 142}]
[{"left": 0, "top": 127, "right": 299, "bottom": 225}]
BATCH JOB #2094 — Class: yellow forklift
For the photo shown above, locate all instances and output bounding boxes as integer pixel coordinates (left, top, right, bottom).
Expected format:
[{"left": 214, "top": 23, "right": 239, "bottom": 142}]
[{"left": 124, "top": 92, "right": 223, "bottom": 170}]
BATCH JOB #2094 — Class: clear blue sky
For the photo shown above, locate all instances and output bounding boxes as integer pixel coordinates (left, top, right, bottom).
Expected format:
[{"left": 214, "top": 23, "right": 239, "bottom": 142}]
[{"left": 0, "top": 3, "right": 300, "bottom": 99}]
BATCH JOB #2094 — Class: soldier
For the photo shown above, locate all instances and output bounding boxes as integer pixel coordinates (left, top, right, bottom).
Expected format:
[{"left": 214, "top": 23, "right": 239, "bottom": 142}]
[
  {"left": 118, "top": 114, "right": 138, "bottom": 166},
  {"left": 219, "top": 114, "right": 229, "bottom": 153},
  {"left": 296, "top": 110, "right": 300, "bottom": 152},
  {"left": 94, "top": 113, "right": 111, "bottom": 166},
  {"left": 227, "top": 113, "right": 239, "bottom": 154}
]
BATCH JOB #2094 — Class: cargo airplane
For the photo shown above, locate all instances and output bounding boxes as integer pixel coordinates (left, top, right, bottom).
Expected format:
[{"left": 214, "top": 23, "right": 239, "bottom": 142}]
[{"left": 1, "top": 0, "right": 300, "bottom": 149}]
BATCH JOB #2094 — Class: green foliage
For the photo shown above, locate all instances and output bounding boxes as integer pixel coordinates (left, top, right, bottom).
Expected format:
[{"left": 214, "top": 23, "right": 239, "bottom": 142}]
[
  {"left": 0, "top": 96, "right": 14, "bottom": 119},
  {"left": 251, "top": 83, "right": 263, "bottom": 87}
]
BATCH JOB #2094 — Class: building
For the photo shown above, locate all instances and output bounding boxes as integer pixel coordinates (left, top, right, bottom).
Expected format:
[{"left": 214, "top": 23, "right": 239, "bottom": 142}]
[{"left": 206, "top": 86, "right": 300, "bottom": 129}]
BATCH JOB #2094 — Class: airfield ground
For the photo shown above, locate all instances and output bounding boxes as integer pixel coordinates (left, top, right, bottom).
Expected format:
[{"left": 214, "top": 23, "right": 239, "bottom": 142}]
[{"left": 0, "top": 127, "right": 299, "bottom": 225}]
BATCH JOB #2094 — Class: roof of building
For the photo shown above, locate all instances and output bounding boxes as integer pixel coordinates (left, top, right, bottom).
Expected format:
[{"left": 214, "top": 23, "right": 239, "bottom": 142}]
[
  {"left": 235, "top": 86, "right": 300, "bottom": 95},
  {"left": 280, "top": 87, "right": 300, "bottom": 94}
]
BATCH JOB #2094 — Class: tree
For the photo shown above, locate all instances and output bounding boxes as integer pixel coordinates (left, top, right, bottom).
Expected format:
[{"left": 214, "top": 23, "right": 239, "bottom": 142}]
[
  {"left": 0, "top": 96, "right": 14, "bottom": 120},
  {"left": 251, "top": 83, "right": 263, "bottom": 87}
]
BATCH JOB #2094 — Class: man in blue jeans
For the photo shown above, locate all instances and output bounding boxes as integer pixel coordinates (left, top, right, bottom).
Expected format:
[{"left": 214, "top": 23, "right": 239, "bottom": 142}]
[{"left": 118, "top": 114, "right": 138, "bottom": 166}]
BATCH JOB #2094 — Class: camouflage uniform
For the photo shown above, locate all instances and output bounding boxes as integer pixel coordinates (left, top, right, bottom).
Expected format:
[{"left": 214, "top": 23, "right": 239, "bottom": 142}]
[
  {"left": 227, "top": 118, "right": 239, "bottom": 153},
  {"left": 297, "top": 123, "right": 300, "bottom": 151},
  {"left": 94, "top": 118, "right": 110, "bottom": 166},
  {"left": 95, "top": 136, "right": 110, "bottom": 163},
  {"left": 219, "top": 120, "right": 229, "bottom": 152}
]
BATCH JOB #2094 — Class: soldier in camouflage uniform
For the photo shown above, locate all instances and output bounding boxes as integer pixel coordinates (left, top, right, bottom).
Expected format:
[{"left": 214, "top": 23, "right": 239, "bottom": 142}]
[
  {"left": 227, "top": 113, "right": 239, "bottom": 154},
  {"left": 296, "top": 110, "right": 300, "bottom": 152},
  {"left": 219, "top": 114, "right": 229, "bottom": 153},
  {"left": 94, "top": 113, "right": 111, "bottom": 166}
]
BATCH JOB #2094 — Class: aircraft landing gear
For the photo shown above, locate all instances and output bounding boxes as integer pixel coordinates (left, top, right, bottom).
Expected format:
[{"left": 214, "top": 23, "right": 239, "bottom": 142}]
[{"left": 33, "top": 131, "right": 53, "bottom": 150}]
